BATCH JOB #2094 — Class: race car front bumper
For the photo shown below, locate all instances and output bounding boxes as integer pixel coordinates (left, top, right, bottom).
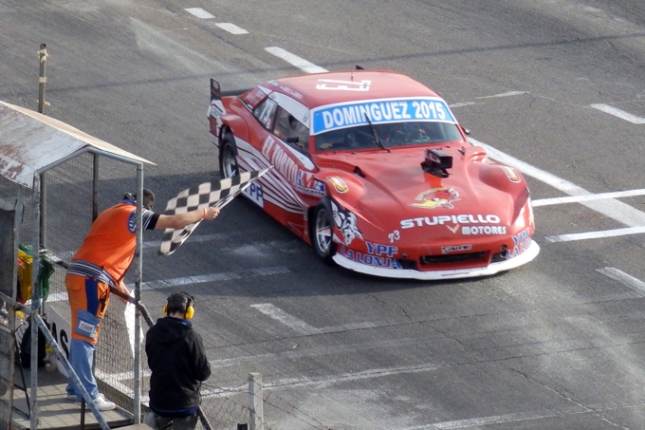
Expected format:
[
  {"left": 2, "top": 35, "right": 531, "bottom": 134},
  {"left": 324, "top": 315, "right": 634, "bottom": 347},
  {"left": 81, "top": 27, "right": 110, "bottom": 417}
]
[{"left": 332, "top": 240, "right": 540, "bottom": 280}]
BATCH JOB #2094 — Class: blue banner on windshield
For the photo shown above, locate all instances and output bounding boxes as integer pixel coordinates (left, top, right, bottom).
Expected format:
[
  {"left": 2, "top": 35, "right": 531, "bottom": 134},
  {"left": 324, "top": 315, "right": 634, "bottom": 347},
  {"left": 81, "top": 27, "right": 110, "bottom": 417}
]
[{"left": 311, "top": 98, "right": 456, "bottom": 135}]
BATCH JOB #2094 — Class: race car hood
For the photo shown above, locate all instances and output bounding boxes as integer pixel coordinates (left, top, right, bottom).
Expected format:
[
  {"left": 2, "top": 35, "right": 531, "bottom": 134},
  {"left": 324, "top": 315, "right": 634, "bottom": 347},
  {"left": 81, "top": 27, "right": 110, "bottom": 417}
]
[{"left": 315, "top": 145, "right": 529, "bottom": 237}]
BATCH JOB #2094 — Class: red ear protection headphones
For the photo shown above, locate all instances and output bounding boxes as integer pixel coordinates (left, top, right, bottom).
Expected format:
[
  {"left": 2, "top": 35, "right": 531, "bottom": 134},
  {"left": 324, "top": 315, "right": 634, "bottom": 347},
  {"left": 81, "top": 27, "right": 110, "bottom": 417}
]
[{"left": 163, "top": 292, "right": 195, "bottom": 320}]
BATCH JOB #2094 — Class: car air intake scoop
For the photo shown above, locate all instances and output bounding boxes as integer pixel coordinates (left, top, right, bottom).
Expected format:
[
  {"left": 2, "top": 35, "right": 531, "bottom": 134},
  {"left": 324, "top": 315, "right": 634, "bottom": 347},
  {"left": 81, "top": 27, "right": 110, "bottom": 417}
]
[{"left": 421, "top": 148, "right": 452, "bottom": 178}]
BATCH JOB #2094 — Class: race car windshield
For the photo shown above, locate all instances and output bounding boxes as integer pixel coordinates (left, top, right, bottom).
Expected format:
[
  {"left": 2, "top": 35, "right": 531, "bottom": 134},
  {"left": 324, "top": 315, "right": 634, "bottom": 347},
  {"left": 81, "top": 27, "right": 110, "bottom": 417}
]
[{"left": 315, "top": 121, "right": 463, "bottom": 151}]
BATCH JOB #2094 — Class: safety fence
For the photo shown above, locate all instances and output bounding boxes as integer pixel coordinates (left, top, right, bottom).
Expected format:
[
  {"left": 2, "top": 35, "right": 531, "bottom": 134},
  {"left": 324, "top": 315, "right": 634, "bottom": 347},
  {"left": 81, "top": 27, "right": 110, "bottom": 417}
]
[
  {"left": 9, "top": 153, "right": 330, "bottom": 429},
  {"left": 197, "top": 375, "right": 334, "bottom": 430},
  {"left": 1, "top": 111, "right": 333, "bottom": 429}
]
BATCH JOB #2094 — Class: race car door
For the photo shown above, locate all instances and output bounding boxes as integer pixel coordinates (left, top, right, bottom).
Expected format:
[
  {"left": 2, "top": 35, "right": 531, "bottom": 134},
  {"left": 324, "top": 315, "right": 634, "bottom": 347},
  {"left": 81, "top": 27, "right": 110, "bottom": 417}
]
[{"left": 248, "top": 92, "right": 316, "bottom": 234}]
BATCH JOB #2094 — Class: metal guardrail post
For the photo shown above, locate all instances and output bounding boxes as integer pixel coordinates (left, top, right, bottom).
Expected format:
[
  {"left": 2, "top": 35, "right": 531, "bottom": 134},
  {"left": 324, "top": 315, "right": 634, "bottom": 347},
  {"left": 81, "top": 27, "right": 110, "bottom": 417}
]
[
  {"left": 29, "top": 174, "right": 41, "bottom": 430},
  {"left": 37, "top": 44, "right": 47, "bottom": 114},
  {"left": 249, "top": 372, "right": 264, "bottom": 430},
  {"left": 38, "top": 43, "right": 48, "bottom": 249}
]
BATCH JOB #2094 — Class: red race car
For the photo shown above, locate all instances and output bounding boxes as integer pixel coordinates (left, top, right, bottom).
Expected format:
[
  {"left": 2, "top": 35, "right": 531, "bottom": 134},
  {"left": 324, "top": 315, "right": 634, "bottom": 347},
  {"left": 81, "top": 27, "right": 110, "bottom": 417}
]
[{"left": 208, "top": 69, "right": 539, "bottom": 280}]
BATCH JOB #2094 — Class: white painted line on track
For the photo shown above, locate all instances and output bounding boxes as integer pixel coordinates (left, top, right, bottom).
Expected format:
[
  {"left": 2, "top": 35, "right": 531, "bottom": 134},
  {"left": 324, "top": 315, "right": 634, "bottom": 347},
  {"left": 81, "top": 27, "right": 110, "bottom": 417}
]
[
  {"left": 545, "top": 226, "right": 645, "bottom": 243},
  {"left": 448, "top": 102, "right": 478, "bottom": 108},
  {"left": 251, "top": 303, "right": 380, "bottom": 335},
  {"left": 197, "top": 372, "right": 643, "bottom": 430},
  {"left": 597, "top": 267, "right": 645, "bottom": 295},
  {"left": 202, "top": 362, "right": 443, "bottom": 396},
  {"left": 205, "top": 334, "right": 434, "bottom": 370},
  {"left": 532, "top": 189, "right": 645, "bottom": 207},
  {"left": 111, "top": 333, "right": 432, "bottom": 381},
  {"left": 137, "top": 267, "right": 290, "bottom": 290},
  {"left": 401, "top": 407, "right": 588, "bottom": 430},
  {"left": 476, "top": 90, "right": 529, "bottom": 99},
  {"left": 216, "top": 23, "right": 248, "bottom": 35},
  {"left": 143, "top": 233, "right": 225, "bottom": 249},
  {"left": 251, "top": 303, "right": 318, "bottom": 335},
  {"left": 318, "top": 321, "right": 379, "bottom": 333},
  {"left": 46, "top": 268, "right": 292, "bottom": 303},
  {"left": 590, "top": 104, "right": 645, "bottom": 124},
  {"left": 472, "top": 138, "right": 645, "bottom": 228},
  {"left": 265, "top": 47, "right": 328, "bottom": 74},
  {"left": 451, "top": 92, "right": 527, "bottom": 107},
  {"left": 475, "top": 136, "right": 645, "bottom": 242},
  {"left": 111, "top": 364, "right": 630, "bottom": 429},
  {"left": 185, "top": 7, "right": 215, "bottom": 19}
]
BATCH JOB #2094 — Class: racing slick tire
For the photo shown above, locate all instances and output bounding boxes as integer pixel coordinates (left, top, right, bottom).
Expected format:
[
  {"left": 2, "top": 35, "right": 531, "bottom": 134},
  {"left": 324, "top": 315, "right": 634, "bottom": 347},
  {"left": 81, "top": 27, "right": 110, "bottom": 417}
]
[
  {"left": 219, "top": 131, "right": 239, "bottom": 179},
  {"left": 312, "top": 198, "right": 337, "bottom": 265}
]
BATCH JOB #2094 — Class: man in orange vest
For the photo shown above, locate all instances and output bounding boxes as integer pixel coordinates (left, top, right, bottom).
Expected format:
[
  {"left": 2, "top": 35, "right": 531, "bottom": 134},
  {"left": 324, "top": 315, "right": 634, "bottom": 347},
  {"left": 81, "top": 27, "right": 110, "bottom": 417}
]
[{"left": 65, "top": 189, "right": 219, "bottom": 410}]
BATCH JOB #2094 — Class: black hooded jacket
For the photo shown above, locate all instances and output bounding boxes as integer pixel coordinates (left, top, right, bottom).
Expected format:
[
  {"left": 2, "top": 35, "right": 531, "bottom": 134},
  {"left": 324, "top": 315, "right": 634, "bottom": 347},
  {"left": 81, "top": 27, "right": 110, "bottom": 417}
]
[{"left": 145, "top": 317, "right": 211, "bottom": 412}]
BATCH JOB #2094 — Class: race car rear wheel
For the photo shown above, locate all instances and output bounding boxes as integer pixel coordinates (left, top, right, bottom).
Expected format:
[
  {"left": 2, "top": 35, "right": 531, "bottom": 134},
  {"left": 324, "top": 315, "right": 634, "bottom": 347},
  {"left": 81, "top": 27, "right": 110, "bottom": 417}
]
[
  {"left": 312, "top": 199, "right": 337, "bottom": 264},
  {"left": 219, "top": 132, "right": 239, "bottom": 179}
]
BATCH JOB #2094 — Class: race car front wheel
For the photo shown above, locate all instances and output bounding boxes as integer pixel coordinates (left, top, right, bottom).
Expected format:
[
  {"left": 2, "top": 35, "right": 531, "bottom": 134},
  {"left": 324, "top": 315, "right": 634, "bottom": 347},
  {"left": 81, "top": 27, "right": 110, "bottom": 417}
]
[
  {"left": 312, "top": 199, "right": 337, "bottom": 264},
  {"left": 219, "top": 132, "right": 239, "bottom": 179}
]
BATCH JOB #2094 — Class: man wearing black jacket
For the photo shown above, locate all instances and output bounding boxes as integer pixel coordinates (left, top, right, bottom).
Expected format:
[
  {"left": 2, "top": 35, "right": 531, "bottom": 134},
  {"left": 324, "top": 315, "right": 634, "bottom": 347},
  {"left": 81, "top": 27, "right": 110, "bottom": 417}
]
[{"left": 144, "top": 292, "right": 211, "bottom": 430}]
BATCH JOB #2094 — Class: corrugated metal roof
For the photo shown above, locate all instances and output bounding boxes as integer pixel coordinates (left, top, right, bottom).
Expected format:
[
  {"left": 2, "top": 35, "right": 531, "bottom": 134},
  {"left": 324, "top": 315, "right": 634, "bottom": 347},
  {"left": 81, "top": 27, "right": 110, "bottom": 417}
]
[{"left": 0, "top": 101, "right": 154, "bottom": 189}]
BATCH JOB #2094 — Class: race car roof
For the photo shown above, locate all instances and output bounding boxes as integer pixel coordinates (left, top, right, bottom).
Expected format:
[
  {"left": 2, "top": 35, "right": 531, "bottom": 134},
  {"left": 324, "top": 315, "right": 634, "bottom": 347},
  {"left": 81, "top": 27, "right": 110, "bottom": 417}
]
[{"left": 264, "top": 70, "right": 441, "bottom": 109}]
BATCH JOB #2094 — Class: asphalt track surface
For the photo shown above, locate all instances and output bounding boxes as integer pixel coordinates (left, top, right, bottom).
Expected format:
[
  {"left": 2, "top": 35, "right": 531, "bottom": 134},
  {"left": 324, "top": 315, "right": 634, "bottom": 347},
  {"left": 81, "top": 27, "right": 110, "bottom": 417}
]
[{"left": 3, "top": 1, "right": 645, "bottom": 428}]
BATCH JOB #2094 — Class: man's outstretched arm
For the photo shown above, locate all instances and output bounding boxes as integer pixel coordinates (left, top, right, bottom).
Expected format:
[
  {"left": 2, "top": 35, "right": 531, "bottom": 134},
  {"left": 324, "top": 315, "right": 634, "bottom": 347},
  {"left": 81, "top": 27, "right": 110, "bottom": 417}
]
[{"left": 154, "top": 206, "right": 220, "bottom": 230}]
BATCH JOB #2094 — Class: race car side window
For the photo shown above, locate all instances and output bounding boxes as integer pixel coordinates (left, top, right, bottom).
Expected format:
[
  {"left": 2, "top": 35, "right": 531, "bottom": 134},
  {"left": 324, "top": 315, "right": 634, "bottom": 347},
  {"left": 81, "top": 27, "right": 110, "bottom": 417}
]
[
  {"left": 253, "top": 98, "right": 279, "bottom": 130},
  {"left": 273, "top": 106, "right": 310, "bottom": 152}
]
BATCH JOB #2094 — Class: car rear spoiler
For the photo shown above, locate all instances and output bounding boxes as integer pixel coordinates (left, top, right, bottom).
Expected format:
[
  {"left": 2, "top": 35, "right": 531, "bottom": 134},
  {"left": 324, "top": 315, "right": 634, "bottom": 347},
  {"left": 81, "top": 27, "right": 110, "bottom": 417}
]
[
  {"left": 209, "top": 78, "right": 251, "bottom": 118},
  {"left": 210, "top": 78, "right": 251, "bottom": 99}
]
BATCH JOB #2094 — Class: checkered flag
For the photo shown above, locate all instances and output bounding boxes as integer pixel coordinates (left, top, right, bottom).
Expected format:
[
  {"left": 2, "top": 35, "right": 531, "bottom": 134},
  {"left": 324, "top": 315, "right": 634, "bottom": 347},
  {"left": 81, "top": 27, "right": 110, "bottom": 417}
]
[{"left": 159, "top": 169, "right": 270, "bottom": 256}]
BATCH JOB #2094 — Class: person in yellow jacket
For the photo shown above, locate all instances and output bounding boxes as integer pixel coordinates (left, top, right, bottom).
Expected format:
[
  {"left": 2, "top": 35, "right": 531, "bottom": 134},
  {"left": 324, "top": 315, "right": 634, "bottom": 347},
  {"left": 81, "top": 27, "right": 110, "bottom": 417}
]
[{"left": 65, "top": 189, "right": 219, "bottom": 410}]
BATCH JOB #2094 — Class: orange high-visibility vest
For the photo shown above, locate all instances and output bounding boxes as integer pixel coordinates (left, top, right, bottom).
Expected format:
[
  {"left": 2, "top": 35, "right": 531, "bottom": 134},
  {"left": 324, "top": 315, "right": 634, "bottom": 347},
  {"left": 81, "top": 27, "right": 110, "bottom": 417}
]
[{"left": 72, "top": 203, "right": 139, "bottom": 283}]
